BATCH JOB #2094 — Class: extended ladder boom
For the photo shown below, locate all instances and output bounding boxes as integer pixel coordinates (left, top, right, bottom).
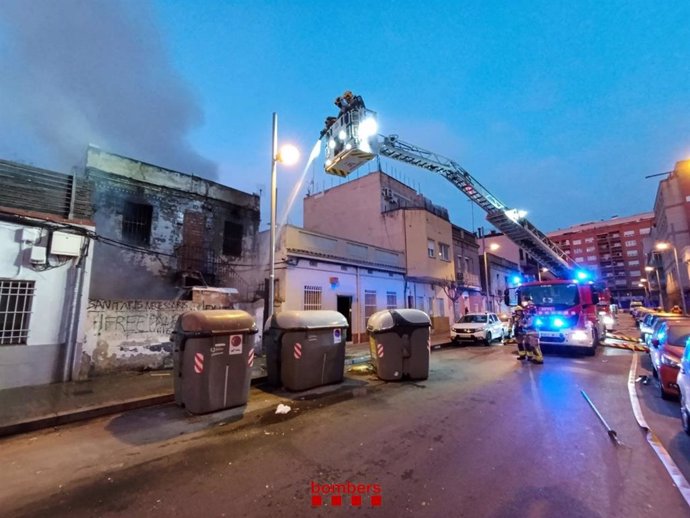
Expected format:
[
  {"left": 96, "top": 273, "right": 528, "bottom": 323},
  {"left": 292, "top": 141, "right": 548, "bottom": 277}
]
[
  {"left": 378, "top": 135, "right": 577, "bottom": 278},
  {"left": 319, "top": 103, "right": 579, "bottom": 279}
]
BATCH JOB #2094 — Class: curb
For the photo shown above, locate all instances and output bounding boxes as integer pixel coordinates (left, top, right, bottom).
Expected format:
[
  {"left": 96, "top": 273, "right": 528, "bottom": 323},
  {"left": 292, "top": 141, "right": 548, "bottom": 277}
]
[{"left": 0, "top": 374, "right": 271, "bottom": 438}]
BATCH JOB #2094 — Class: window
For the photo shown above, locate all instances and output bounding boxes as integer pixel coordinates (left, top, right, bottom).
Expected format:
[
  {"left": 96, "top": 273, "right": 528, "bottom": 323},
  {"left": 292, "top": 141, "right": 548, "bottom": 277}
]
[
  {"left": 587, "top": 255, "right": 596, "bottom": 261},
  {"left": 629, "top": 270, "right": 641, "bottom": 277},
  {"left": 585, "top": 237, "right": 594, "bottom": 243},
  {"left": 575, "top": 257, "right": 584, "bottom": 262},
  {"left": 0, "top": 280, "right": 35, "bottom": 345},
  {"left": 428, "top": 296, "right": 434, "bottom": 316},
  {"left": 519, "top": 249, "right": 524, "bottom": 261},
  {"left": 386, "top": 291, "right": 397, "bottom": 310},
  {"left": 573, "top": 239, "right": 582, "bottom": 245},
  {"left": 628, "top": 260, "right": 640, "bottom": 266},
  {"left": 122, "top": 202, "right": 152, "bottom": 244},
  {"left": 222, "top": 221, "right": 243, "bottom": 257},
  {"left": 365, "top": 290, "right": 378, "bottom": 318},
  {"left": 427, "top": 239, "right": 435, "bottom": 258},
  {"left": 436, "top": 298, "right": 445, "bottom": 317},
  {"left": 464, "top": 257, "right": 471, "bottom": 273},
  {"left": 416, "top": 296, "right": 424, "bottom": 311},
  {"left": 573, "top": 248, "right": 583, "bottom": 254},
  {"left": 624, "top": 240, "right": 637, "bottom": 247},
  {"left": 626, "top": 250, "right": 638, "bottom": 257},
  {"left": 303, "top": 285, "right": 322, "bottom": 310},
  {"left": 439, "top": 243, "right": 450, "bottom": 261},
  {"left": 640, "top": 228, "right": 651, "bottom": 235},
  {"left": 586, "top": 246, "right": 595, "bottom": 252},
  {"left": 623, "top": 230, "right": 635, "bottom": 237}
]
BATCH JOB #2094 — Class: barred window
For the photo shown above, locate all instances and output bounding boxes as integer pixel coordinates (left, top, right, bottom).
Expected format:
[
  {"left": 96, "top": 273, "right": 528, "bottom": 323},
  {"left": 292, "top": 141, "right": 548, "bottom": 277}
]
[
  {"left": 0, "top": 280, "right": 35, "bottom": 345},
  {"left": 364, "top": 290, "right": 377, "bottom": 318},
  {"left": 386, "top": 291, "right": 397, "bottom": 309},
  {"left": 222, "top": 221, "right": 244, "bottom": 257},
  {"left": 122, "top": 202, "right": 153, "bottom": 245},
  {"left": 303, "top": 285, "right": 322, "bottom": 310}
]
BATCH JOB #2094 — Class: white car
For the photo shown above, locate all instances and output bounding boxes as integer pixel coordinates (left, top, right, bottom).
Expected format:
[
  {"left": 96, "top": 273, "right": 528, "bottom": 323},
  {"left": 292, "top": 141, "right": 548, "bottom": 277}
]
[
  {"left": 451, "top": 312, "right": 505, "bottom": 346},
  {"left": 678, "top": 343, "right": 690, "bottom": 435}
]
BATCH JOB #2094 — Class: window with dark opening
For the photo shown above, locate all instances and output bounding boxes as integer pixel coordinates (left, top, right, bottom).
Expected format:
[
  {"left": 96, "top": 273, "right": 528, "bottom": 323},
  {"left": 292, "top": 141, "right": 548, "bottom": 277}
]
[
  {"left": 223, "top": 221, "right": 243, "bottom": 257},
  {"left": 122, "top": 202, "right": 153, "bottom": 245},
  {"left": 0, "top": 280, "right": 35, "bottom": 345}
]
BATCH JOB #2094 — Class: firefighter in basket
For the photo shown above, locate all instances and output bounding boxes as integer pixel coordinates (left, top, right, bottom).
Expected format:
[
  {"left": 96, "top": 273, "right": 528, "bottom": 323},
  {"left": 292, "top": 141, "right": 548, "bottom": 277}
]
[{"left": 522, "top": 301, "right": 544, "bottom": 364}]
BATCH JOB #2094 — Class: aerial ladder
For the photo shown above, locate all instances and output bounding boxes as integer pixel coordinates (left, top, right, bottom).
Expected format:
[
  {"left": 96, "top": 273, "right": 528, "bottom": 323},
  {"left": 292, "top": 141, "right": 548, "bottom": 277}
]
[{"left": 319, "top": 102, "right": 579, "bottom": 279}]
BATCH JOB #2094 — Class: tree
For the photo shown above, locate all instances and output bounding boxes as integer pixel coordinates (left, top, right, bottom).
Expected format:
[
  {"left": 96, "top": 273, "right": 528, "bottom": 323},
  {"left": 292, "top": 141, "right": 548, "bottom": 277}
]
[{"left": 440, "top": 278, "right": 464, "bottom": 320}]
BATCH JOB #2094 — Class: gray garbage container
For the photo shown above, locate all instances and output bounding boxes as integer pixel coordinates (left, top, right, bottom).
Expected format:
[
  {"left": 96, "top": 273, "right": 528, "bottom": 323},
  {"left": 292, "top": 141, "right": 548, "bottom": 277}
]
[
  {"left": 264, "top": 310, "right": 348, "bottom": 391},
  {"left": 172, "top": 309, "right": 258, "bottom": 414},
  {"left": 367, "top": 309, "right": 431, "bottom": 381}
]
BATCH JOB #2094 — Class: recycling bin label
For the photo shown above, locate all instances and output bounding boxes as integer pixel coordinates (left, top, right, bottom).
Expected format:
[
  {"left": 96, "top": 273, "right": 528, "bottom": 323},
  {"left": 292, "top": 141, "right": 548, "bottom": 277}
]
[
  {"left": 228, "top": 334, "right": 243, "bottom": 355},
  {"left": 333, "top": 328, "right": 342, "bottom": 344}
]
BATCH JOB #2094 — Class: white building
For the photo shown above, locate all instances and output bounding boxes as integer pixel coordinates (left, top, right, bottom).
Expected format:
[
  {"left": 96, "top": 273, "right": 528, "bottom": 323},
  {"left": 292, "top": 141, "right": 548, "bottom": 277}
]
[{"left": 264, "top": 225, "right": 406, "bottom": 343}]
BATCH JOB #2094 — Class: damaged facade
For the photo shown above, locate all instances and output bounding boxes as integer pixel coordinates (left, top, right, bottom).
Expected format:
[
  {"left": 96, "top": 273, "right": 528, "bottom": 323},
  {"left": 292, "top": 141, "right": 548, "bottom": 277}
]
[{"left": 81, "top": 146, "right": 260, "bottom": 376}]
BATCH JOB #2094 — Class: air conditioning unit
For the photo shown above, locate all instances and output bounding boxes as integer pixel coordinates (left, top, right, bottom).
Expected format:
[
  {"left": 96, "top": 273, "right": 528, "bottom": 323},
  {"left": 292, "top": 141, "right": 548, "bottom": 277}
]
[{"left": 382, "top": 187, "right": 393, "bottom": 199}]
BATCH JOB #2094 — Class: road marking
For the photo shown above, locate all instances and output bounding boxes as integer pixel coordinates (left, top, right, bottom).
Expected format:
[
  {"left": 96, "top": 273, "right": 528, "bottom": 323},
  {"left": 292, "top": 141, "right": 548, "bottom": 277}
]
[{"left": 627, "top": 352, "right": 690, "bottom": 506}]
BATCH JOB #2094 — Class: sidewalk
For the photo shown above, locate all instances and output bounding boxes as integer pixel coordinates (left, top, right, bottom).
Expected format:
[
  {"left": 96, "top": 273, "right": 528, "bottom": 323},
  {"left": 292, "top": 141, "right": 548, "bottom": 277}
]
[{"left": 0, "top": 335, "right": 452, "bottom": 437}]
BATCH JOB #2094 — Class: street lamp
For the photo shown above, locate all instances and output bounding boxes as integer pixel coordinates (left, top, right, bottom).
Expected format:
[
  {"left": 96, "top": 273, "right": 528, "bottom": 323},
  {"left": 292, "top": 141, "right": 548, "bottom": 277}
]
[
  {"left": 638, "top": 280, "right": 649, "bottom": 303},
  {"left": 268, "top": 113, "right": 300, "bottom": 321},
  {"left": 483, "top": 241, "right": 500, "bottom": 311},
  {"left": 646, "top": 265, "right": 664, "bottom": 310},
  {"left": 655, "top": 242, "right": 686, "bottom": 313}
]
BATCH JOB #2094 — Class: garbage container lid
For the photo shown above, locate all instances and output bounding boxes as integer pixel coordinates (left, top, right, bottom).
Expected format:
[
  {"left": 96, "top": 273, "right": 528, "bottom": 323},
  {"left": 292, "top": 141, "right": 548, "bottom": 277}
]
[
  {"left": 268, "top": 310, "right": 347, "bottom": 331},
  {"left": 367, "top": 309, "right": 431, "bottom": 332},
  {"left": 178, "top": 309, "right": 258, "bottom": 335}
]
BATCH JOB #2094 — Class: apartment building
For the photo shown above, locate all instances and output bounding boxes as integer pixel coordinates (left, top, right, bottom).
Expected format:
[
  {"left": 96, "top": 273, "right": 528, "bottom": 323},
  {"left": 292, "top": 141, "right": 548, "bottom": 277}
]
[
  {"left": 648, "top": 159, "right": 690, "bottom": 309},
  {"left": 304, "top": 171, "right": 455, "bottom": 331},
  {"left": 548, "top": 213, "right": 654, "bottom": 308}
]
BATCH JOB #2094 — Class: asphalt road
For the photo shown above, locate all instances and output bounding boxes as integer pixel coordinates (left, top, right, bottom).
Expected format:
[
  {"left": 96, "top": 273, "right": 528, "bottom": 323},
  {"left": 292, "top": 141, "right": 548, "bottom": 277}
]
[{"left": 4, "top": 326, "right": 690, "bottom": 518}]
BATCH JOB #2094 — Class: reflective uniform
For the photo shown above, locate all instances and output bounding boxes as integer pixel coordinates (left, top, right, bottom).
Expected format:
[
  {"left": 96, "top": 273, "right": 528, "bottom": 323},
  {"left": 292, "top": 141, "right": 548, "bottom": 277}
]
[{"left": 515, "top": 305, "right": 543, "bottom": 364}]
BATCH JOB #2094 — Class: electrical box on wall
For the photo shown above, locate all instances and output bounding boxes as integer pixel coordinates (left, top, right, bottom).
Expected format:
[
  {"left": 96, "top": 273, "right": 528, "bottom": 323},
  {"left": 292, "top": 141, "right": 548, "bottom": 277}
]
[
  {"left": 21, "top": 227, "right": 40, "bottom": 244},
  {"left": 50, "top": 232, "right": 84, "bottom": 257},
  {"left": 30, "top": 246, "right": 47, "bottom": 264}
]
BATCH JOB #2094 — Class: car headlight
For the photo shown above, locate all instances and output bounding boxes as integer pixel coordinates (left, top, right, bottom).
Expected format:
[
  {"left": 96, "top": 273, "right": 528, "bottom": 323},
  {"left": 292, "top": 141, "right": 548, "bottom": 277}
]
[
  {"left": 661, "top": 354, "right": 680, "bottom": 368},
  {"left": 572, "top": 330, "right": 589, "bottom": 341}
]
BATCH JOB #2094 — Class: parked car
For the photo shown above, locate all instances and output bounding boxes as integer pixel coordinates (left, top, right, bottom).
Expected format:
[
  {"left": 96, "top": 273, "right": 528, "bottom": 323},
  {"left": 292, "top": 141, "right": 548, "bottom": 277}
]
[
  {"left": 646, "top": 315, "right": 690, "bottom": 347},
  {"left": 649, "top": 321, "right": 690, "bottom": 400},
  {"left": 676, "top": 343, "right": 690, "bottom": 434},
  {"left": 451, "top": 312, "right": 505, "bottom": 346},
  {"left": 633, "top": 307, "right": 655, "bottom": 326},
  {"left": 498, "top": 313, "right": 514, "bottom": 339}
]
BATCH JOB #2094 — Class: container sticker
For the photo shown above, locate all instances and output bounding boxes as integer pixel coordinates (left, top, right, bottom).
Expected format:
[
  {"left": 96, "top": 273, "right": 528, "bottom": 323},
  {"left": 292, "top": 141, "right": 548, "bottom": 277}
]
[
  {"left": 333, "top": 328, "right": 342, "bottom": 344},
  {"left": 211, "top": 343, "right": 225, "bottom": 356},
  {"left": 228, "top": 334, "right": 243, "bottom": 355}
]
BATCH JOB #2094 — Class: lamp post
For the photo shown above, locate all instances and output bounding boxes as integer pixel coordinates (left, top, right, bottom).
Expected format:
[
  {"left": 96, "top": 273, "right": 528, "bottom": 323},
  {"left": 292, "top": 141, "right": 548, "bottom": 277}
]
[
  {"left": 268, "top": 113, "right": 299, "bottom": 322},
  {"left": 646, "top": 265, "right": 664, "bottom": 310},
  {"left": 655, "top": 242, "right": 686, "bottom": 314},
  {"left": 638, "top": 280, "right": 649, "bottom": 304}
]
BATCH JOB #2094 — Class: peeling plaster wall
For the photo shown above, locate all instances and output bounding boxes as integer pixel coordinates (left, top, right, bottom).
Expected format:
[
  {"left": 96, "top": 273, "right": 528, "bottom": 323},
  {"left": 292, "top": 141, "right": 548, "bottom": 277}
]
[{"left": 82, "top": 299, "right": 200, "bottom": 376}]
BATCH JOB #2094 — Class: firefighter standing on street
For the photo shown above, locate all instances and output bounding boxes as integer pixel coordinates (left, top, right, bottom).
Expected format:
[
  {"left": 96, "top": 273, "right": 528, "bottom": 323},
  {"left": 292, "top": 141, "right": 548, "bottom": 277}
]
[
  {"left": 516, "top": 301, "right": 544, "bottom": 365},
  {"left": 513, "top": 307, "right": 528, "bottom": 360}
]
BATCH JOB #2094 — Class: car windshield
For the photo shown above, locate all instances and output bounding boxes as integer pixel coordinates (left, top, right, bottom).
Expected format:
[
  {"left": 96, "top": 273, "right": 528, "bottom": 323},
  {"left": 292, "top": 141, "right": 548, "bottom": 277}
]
[
  {"left": 518, "top": 284, "right": 579, "bottom": 308},
  {"left": 459, "top": 315, "right": 487, "bottom": 323}
]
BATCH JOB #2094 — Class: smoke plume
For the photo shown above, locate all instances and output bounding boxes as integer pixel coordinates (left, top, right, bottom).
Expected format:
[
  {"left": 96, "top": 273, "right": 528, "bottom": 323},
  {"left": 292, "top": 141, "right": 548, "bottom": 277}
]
[{"left": 0, "top": 0, "right": 216, "bottom": 178}]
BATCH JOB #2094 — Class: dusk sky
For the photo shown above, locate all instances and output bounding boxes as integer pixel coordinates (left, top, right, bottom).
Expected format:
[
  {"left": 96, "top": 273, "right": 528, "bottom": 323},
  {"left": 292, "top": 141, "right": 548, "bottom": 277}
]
[{"left": 1, "top": 1, "right": 689, "bottom": 233}]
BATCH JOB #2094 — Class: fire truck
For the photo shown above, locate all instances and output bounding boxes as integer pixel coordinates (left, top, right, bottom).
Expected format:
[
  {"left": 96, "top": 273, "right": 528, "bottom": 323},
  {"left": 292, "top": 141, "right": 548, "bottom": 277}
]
[{"left": 319, "top": 95, "right": 605, "bottom": 355}]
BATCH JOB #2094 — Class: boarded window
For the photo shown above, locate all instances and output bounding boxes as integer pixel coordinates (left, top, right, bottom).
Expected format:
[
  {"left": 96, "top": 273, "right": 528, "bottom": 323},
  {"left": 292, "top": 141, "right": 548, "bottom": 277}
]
[
  {"left": 365, "top": 290, "right": 377, "bottom": 318},
  {"left": 0, "top": 280, "right": 35, "bottom": 345},
  {"left": 122, "top": 202, "right": 152, "bottom": 245},
  {"left": 303, "top": 285, "right": 322, "bottom": 310},
  {"left": 223, "top": 221, "right": 244, "bottom": 257}
]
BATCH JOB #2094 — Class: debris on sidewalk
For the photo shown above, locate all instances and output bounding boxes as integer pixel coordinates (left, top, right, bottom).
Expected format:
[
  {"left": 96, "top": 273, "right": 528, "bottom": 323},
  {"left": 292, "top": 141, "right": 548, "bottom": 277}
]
[{"left": 275, "top": 403, "right": 291, "bottom": 415}]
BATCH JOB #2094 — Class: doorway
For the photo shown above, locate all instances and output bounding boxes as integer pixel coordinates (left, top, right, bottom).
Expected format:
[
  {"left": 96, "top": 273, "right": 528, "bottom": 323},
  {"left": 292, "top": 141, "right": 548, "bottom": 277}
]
[{"left": 336, "top": 295, "right": 353, "bottom": 341}]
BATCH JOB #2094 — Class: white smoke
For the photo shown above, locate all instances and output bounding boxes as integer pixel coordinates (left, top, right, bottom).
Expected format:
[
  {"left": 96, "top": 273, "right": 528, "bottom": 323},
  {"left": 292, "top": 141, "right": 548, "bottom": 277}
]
[{"left": 0, "top": 0, "right": 217, "bottom": 178}]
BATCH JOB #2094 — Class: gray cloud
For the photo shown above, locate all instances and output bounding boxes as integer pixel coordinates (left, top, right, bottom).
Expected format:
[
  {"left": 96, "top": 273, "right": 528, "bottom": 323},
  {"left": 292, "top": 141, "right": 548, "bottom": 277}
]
[{"left": 0, "top": 0, "right": 216, "bottom": 177}]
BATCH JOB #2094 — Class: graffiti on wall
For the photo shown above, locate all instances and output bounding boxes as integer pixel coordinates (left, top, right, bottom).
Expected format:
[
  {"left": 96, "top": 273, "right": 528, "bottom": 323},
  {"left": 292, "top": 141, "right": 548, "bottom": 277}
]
[{"left": 87, "top": 299, "right": 199, "bottom": 338}]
